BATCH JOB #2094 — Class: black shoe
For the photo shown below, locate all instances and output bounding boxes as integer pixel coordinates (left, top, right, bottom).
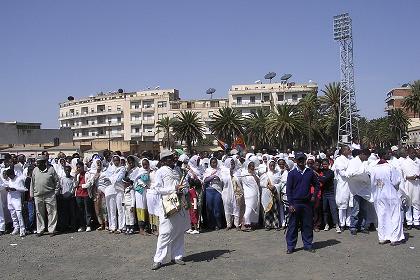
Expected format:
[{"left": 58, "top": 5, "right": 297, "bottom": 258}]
[
  {"left": 304, "top": 248, "right": 316, "bottom": 253},
  {"left": 50, "top": 231, "right": 58, "bottom": 237},
  {"left": 36, "top": 231, "right": 45, "bottom": 237},
  {"left": 390, "top": 241, "right": 403, "bottom": 246},
  {"left": 286, "top": 249, "right": 294, "bottom": 254},
  {"left": 414, "top": 225, "right": 420, "bottom": 230},
  {"left": 0, "top": 231, "right": 4, "bottom": 236},
  {"left": 151, "top": 262, "right": 162, "bottom": 270},
  {"left": 359, "top": 229, "right": 369, "bottom": 234},
  {"left": 406, "top": 225, "right": 413, "bottom": 230},
  {"left": 350, "top": 230, "right": 357, "bottom": 236}
]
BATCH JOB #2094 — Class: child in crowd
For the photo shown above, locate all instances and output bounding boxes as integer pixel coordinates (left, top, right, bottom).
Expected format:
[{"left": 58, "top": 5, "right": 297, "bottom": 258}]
[
  {"left": 60, "top": 166, "right": 77, "bottom": 232},
  {"left": 122, "top": 177, "right": 135, "bottom": 235},
  {"left": 187, "top": 185, "right": 200, "bottom": 234}
]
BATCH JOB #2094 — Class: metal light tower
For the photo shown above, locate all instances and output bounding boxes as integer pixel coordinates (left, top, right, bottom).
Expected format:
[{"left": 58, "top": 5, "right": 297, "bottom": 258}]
[{"left": 333, "top": 13, "right": 358, "bottom": 146}]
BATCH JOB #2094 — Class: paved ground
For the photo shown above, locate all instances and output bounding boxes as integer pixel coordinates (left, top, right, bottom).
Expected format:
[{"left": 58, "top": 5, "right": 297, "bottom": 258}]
[{"left": 0, "top": 228, "right": 419, "bottom": 280}]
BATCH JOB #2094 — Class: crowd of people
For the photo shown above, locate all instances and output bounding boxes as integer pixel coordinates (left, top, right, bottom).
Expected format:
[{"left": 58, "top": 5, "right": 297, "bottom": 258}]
[{"left": 0, "top": 144, "right": 418, "bottom": 269}]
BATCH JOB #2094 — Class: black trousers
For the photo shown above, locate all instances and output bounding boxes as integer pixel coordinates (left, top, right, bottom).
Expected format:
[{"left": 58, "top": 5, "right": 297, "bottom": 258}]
[
  {"left": 286, "top": 202, "right": 314, "bottom": 250},
  {"left": 59, "top": 195, "right": 77, "bottom": 231},
  {"left": 76, "top": 196, "right": 93, "bottom": 228}
]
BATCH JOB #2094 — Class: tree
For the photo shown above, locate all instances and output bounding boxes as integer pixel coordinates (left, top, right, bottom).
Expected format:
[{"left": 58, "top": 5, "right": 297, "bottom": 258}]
[
  {"left": 388, "top": 108, "right": 410, "bottom": 144},
  {"left": 244, "top": 108, "right": 270, "bottom": 150},
  {"left": 319, "top": 82, "right": 341, "bottom": 147},
  {"left": 298, "top": 93, "right": 320, "bottom": 152},
  {"left": 172, "top": 111, "right": 204, "bottom": 155},
  {"left": 156, "top": 116, "right": 175, "bottom": 149},
  {"left": 210, "top": 107, "right": 245, "bottom": 147},
  {"left": 402, "top": 80, "right": 420, "bottom": 118},
  {"left": 266, "top": 104, "right": 303, "bottom": 150}
]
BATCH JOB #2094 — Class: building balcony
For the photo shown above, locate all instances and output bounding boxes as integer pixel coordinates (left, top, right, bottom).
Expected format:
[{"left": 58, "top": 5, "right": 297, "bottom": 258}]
[
  {"left": 142, "top": 119, "right": 155, "bottom": 125},
  {"left": 130, "top": 120, "right": 142, "bottom": 125},
  {"left": 69, "top": 121, "right": 123, "bottom": 129},
  {"left": 142, "top": 131, "right": 155, "bottom": 137},
  {"left": 231, "top": 101, "right": 271, "bottom": 107},
  {"left": 142, "top": 106, "right": 155, "bottom": 112},
  {"left": 59, "top": 110, "right": 123, "bottom": 120},
  {"left": 73, "top": 133, "right": 124, "bottom": 140}
]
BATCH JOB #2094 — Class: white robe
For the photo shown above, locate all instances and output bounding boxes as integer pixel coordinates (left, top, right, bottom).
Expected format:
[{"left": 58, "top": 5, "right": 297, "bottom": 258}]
[
  {"left": 346, "top": 156, "right": 372, "bottom": 203},
  {"left": 401, "top": 157, "right": 420, "bottom": 225},
  {"left": 240, "top": 169, "right": 260, "bottom": 225},
  {"left": 333, "top": 155, "right": 351, "bottom": 209},
  {"left": 370, "top": 162, "right": 405, "bottom": 242},
  {"left": 153, "top": 166, "right": 189, "bottom": 263}
]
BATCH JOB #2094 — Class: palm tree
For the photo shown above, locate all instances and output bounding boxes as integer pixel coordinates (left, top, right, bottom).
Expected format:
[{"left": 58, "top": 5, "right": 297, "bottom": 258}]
[
  {"left": 298, "top": 93, "right": 320, "bottom": 152},
  {"left": 172, "top": 111, "right": 204, "bottom": 155},
  {"left": 402, "top": 80, "right": 420, "bottom": 118},
  {"left": 319, "top": 82, "right": 341, "bottom": 146},
  {"left": 210, "top": 107, "right": 245, "bottom": 147},
  {"left": 266, "top": 104, "right": 303, "bottom": 150},
  {"left": 388, "top": 108, "right": 410, "bottom": 144},
  {"left": 244, "top": 108, "right": 270, "bottom": 150},
  {"left": 156, "top": 116, "right": 175, "bottom": 149}
]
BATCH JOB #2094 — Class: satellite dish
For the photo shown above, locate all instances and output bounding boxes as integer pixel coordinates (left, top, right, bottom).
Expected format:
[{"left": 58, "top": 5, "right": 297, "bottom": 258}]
[
  {"left": 264, "top": 72, "right": 276, "bottom": 83},
  {"left": 401, "top": 83, "right": 409, "bottom": 87},
  {"left": 254, "top": 80, "right": 261, "bottom": 84},
  {"left": 281, "top": 74, "right": 292, "bottom": 81},
  {"left": 206, "top": 88, "right": 216, "bottom": 99},
  {"left": 67, "top": 96, "right": 74, "bottom": 101},
  {"left": 89, "top": 94, "right": 94, "bottom": 98},
  {"left": 118, "top": 89, "right": 124, "bottom": 94},
  {"left": 155, "top": 86, "right": 160, "bottom": 89}
]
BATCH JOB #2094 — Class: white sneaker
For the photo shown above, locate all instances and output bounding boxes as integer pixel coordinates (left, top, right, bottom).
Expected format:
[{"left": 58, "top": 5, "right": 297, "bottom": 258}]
[
  {"left": 86, "top": 227, "right": 91, "bottom": 232},
  {"left": 336, "top": 225, "right": 342, "bottom": 233},
  {"left": 324, "top": 224, "right": 330, "bottom": 231},
  {"left": 191, "top": 230, "right": 200, "bottom": 235},
  {"left": 11, "top": 229, "right": 19, "bottom": 235},
  {"left": 20, "top": 230, "right": 26, "bottom": 237},
  {"left": 186, "top": 229, "right": 193, "bottom": 234},
  {"left": 77, "top": 228, "right": 84, "bottom": 232}
]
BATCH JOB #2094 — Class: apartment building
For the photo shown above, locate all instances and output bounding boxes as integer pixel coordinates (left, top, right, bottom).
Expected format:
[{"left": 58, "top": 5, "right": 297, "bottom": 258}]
[
  {"left": 59, "top": 81, "right": 317, "bottom": 143},
  {"left": 228, "top": 82, "right": 318, "bottom": 116},
  {"left": 59, "top": 89, "right": 179, "bottom": 142},
  {"left": 385, "top": 86, "right": 414, "bottom": 118}
]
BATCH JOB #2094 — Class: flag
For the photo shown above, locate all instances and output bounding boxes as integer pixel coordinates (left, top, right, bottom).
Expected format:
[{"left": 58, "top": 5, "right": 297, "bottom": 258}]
[
  {"left": 217, "top": 139, "right": 229, "bottom": 150},
  {"left": 232, "top": 135, "right": 246, "bottom": 153}
]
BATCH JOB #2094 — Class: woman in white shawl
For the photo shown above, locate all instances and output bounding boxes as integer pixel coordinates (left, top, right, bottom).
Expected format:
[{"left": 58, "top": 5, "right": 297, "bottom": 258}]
[
  {"left": 203, "top": 157, "right": 224, "bottom": 230},
  {"left": 133, "top": 158, "right": 151, "bottom": 235},
  {"left": 146, "top": 160, "right": 160, "bottom": 236},
  {"left": 221, "top": 158, "right": 240, "bottom": 229},
  {"left": 240, "top": 155, "right": 260, "bottom": 231},
  {"left": 260, "top": 160, "right": 282, "bottom": 230},
  {"left": 104, "top": 155, "right": 126, "bottom": 233},
  {"left": 277, "top": 158, "right": 289, "bottom": 228}
]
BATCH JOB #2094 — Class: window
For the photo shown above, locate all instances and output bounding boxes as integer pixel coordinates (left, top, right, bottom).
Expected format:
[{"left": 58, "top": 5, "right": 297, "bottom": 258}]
[
  {"left": 117, "top": 117, "right": 121, "bottom": 123},
  {"left": 135, "top": 128, "right": 140, "bottom": 133},
  {"left": 250, "top": 109, "right": 256, "bottom": 114},
  {"left": 263, "top": 95, "right": 270, "bottom": 102},
  {"left": 107, "top": 106, "right": 112, "bottom": 112},
  {"left": 157, "top": 101, "right": 167, "bottom": 108},
  {"left": 292, "top": 94, "right": 298, "bottom": 101},
  {"left": 236, "top": 97, "right": 242, "bottom": 105},
  {"left": 302, "top": 94, "right": 307, "bottom": 98},
  {"left": 277, "top": 94, "right": 284, "bottom": 101},
  {"left": 158, "top": 113, "right": 166, "bottom": 120},
  {"left": 117, "top": 105, "right": 122, "bottom": 111},
  {"left": 208, "top": 111, "right": 213, "bottom": 118},
  {"left": 250, "top": 96, "right": 256, "bottom": 104}
]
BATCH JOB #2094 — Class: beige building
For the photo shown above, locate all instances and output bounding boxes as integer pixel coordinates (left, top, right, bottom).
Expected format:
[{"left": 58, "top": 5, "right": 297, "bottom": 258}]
[
  {"left": 228, "top": 82, "right": 318, "bottom": 116},
  {"left": 58, "top": 81, "right": 318, "bottom": 145}
]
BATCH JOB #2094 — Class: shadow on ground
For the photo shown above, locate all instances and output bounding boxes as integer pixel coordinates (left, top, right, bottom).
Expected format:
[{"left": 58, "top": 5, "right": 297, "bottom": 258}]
[{"left": 185, "top": 250, "right": 233, "bottom": 262}]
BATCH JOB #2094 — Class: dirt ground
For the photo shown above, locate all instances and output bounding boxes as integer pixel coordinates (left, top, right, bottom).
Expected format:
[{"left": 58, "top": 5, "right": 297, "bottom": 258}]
[{"left": 0, "top": 228, "right": 419, "bottom": 280}]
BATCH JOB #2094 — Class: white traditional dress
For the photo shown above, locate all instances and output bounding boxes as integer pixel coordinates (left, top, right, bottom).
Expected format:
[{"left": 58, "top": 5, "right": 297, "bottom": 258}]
[
  {"left": 401, "top": 157, "right": 420, "bottom": 226},
  {"left": 332, "top": 154, "right": 351, "bottom": 227},
  {"left": 221, "top": 158, "right": 239, "bottom": 228},
  {"left": 370, "top": 161, "right": 405, "bottom": 243},
  {"left": 153, "top": 165, "right": 189, "bottom": 263},
  {"left": 240, "top": 156, "right": 260, "bottom": 225},
  {"left": 134, "top": 161, "right": 150, "bottom": 226},
  {"left": 6, "top": 175, "right": 27, "bottom": 235}
]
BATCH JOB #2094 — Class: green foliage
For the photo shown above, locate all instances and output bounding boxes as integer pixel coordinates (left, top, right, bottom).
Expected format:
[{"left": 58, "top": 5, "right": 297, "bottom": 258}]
[{"left": 172, "top": 111, "right": 205, "bottom": 154}]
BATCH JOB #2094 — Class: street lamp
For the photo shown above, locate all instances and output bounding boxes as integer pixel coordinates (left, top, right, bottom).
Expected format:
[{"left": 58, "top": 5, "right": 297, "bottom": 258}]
[{"left": 108, "top": 120, "right": 112, "bottom": 151}]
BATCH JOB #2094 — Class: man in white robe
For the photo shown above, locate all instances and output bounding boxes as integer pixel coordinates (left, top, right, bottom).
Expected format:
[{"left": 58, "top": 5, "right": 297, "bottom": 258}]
[
  {"left": 370, "top": 150, "right": 405, "bottom": 245},
  {"left": 401, "top": 147, "right": 420, "bottom": 230},
  {"left": 347, "top": 149, "right": 373, "bottom": 235},
  {"left": 332, "top": 145, "right": 352, "bottom": 229},
  {"left": 152, "top": 150, "right": 189, "bottom": 270}
]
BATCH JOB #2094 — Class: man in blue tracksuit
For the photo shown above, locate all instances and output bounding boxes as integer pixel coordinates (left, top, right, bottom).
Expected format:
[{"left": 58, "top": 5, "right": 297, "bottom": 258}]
[{"left": 286, "top": 152, "right": 320, "bottom": 254}]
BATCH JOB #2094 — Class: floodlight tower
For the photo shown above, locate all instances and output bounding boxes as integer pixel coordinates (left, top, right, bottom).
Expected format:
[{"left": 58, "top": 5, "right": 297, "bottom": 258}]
[{"left": 333, "top": 13, "right": 358, "bottom": 147}]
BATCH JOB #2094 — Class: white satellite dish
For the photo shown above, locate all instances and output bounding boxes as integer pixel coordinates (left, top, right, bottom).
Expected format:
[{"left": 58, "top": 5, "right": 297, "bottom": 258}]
[
  {"left": 255, "top": 80, "right": 261, "bottom": 84},
  {"left": 155, "top": 86, "right": 160, "bottom": 89}
]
